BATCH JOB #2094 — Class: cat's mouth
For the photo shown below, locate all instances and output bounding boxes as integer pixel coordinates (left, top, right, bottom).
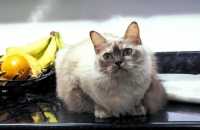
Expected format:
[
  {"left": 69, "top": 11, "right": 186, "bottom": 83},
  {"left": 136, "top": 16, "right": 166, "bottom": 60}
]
[{"left": 113, "top": 67, "right": 128, "bottom": 76}]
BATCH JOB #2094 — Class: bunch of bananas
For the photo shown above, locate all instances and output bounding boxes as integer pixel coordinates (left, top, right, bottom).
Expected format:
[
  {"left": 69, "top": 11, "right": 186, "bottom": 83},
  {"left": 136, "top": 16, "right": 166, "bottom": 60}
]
[{"left": 0, "top": 31, "right": 65, "bottom": 79}]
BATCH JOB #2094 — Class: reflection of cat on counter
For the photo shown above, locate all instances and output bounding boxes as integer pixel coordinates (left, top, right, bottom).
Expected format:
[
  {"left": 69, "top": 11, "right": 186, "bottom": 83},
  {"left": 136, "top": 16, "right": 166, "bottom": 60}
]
[{"left": 55, "top": 21, "right": 167, "bottom": 118}]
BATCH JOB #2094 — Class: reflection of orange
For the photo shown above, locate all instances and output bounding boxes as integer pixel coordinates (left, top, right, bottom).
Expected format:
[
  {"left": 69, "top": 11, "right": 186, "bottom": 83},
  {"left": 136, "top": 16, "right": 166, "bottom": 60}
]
[
  {"left": 31, "top": 113, "right": 45, "bottom": 123},
  {"left": 1, "top": 54, "right": 30, "bottom": 80}
]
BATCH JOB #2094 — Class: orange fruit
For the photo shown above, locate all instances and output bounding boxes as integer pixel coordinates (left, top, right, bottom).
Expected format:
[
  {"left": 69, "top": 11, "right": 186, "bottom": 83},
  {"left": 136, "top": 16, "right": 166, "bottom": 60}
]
[{"left": 1, "top": 54, "right": 30, "bottom": 80}]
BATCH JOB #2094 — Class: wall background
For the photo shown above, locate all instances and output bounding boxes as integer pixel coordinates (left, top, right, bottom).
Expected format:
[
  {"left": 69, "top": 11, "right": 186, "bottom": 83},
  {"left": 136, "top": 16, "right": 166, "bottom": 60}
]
[{"left": 0, "top": 0, "right": 200, "bottom": 53}]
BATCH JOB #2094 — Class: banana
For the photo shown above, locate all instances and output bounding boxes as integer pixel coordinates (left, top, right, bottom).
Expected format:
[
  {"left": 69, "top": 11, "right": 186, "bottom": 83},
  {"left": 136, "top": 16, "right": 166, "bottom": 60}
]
[
  {"left": 32, "top": 46, "right": 47, "bottom": 60},
  {"left": 55, "top": 32, "right": 62, "bottom": 50},
  {"left": 38, "top": 36, "right": 57, "bottom": 69},
  {"left": 0, "top": 53, "right": 42, "bottom": 78},
  {"left": 22, "top": 54, "right": 42, "bottom": 78},
  {"left": 52, "top": 31, "right": 65, "bottom": 50},
  {"left": 57, "top": 32, "right": 66, "bottom": 49},
  {"left": 6, "top": 35, "right": 52, "bottom": 56}
]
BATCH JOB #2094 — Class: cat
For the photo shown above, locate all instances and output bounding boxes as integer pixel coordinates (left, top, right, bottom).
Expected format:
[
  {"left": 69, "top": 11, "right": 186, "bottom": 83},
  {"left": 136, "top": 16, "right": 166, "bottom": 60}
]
[{"left": 55, "top": 21, "right": 167, "bottom": 118}]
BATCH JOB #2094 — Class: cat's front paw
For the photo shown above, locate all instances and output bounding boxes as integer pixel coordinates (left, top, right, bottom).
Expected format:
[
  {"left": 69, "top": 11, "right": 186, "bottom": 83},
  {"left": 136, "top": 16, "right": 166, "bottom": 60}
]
[
  {"left": 95, "top": 109, "right": 111, "bottom": 118},
  {"left": 131, "top": 103, "right": 147, "bottom": 116},
  {"left": 94, "top": 105, "right": 112, "bottom": 118}
]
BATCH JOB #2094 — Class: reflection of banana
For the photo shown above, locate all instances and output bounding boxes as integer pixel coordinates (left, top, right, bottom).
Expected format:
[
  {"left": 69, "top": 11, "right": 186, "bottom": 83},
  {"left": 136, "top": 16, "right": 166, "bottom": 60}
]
[
  {"left": 31, "top": 113, "right": 45, "bottom": 123},
  {"left": 0, "top": 53, "right": 42, "bottom": 78},
  {"left": 44, "top": 111, "right": 58, "bottom": 122},
  {"left": 6, "top": 35, "right": 52, "bottom": 56},
  {"left": 38, "top": 36, "right": 57, "bottom": 69},
  {"left": 41, "top": 106, "right": 57, "bottom": 123}
]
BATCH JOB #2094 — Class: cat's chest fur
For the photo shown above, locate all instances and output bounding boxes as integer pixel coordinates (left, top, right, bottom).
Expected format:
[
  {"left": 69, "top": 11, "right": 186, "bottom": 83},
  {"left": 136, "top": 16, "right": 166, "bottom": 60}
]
[{"left": 80, "top": 72, "right": 150, "bottom": 114}]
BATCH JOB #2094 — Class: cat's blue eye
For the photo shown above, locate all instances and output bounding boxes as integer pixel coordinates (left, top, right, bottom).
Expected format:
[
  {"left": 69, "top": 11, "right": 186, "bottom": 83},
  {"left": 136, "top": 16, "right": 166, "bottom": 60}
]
[
  {"left": 123, "top": 48, "right": 132, "bottom": 56},
  {"left": 103, "top": 53, "right": 113, "bottom": 60}
]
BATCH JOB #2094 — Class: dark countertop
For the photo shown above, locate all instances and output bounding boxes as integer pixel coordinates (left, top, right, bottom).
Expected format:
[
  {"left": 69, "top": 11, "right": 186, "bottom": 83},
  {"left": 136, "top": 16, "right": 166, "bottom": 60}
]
[{"left": 0, "top": 51, "right": 200, "bottom": 129}]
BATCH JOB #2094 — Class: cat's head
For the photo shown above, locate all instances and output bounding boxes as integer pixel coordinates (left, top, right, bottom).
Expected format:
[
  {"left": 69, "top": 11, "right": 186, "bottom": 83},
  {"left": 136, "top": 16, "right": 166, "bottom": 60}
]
[{"left": 90, "top": 22, "right": 146, "bottom": 77}]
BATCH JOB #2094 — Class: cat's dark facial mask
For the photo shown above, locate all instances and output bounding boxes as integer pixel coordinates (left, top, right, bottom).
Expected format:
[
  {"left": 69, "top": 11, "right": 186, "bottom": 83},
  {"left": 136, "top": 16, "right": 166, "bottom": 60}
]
[{"left": 97, "top": 40, "right": 142, "bottom": 77}]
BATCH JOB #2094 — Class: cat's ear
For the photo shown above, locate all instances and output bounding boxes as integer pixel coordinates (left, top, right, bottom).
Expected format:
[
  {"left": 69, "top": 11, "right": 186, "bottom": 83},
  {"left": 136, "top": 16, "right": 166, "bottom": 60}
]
[
  {"left": 90, "top": 31, "right": 106, "bottom": 54},
  {"left": 124, "top": 22, "right": 141, "bottom": 45}
]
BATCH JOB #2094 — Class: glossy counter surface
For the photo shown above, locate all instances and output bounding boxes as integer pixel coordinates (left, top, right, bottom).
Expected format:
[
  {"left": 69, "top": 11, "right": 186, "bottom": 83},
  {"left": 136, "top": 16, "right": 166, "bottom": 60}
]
[
  {"left": 1, "top": 91, "right": 200, "bottom": 129},
  {"left": 1, "top": 87, "right": 200, "bottom": 129}
]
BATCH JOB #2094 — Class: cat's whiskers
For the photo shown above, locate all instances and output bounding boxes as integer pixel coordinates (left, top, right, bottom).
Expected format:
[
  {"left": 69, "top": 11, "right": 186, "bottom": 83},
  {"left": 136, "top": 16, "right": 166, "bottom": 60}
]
[
  {"left": 131, "top": 68, "right": 143, "bottom": 83},
  {"left": 101, "top": 68, "right": 112, "bottom": 76},
  {"left": 134, "top": 66, "right": 150, "bottom": 76},
  {"left": 134, "top": 58, "right": 145, "bottom": 62},
  {"left": 132, "top": 63, "right": 143, "bottom": 67},
  {"left": 137, "top": 67, "right": 151, "bottom": 81},
  {"left": 122, "top": 58, "right": 145, "bottom": 70},
  {"left": 128, "top": 63, "right": 151, "bottom": 86},
  {"left": 130, "top": 72, "right": 144, "bottom": 86}
]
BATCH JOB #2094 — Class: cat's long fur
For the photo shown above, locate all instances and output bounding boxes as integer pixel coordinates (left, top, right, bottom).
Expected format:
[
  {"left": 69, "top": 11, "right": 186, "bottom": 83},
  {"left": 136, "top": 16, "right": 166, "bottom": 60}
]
[{"left": 55, "top": 22, "right": 167, "bottom": 118}]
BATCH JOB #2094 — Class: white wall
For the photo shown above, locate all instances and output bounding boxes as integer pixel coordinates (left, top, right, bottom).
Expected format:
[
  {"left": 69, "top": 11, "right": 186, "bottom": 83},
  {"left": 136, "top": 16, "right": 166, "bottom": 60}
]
[{"left": 0, "top": 0, "right": 200, "bottom": 53}]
